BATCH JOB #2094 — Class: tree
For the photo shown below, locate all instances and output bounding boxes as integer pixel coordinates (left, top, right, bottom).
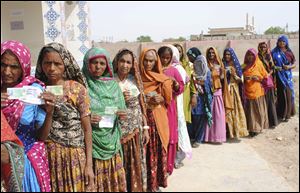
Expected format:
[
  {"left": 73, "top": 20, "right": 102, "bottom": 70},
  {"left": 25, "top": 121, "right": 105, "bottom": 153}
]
[
  {"left": 162, "top": 36, "right": 186, "bottom": 42},
  {"left": 264, "top": 26, "right": 285, "bottom": 35},
  {"left": 136, "top": 35, "right": 153, "bottom": 42}
]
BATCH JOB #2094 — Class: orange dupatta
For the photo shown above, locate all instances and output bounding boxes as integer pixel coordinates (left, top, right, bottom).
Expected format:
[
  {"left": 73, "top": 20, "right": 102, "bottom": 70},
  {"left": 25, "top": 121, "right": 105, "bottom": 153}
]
[
  {"left": 139, "top": 48, "right": 173, "bottom": 151},
  {"left": 206, "top": 47, "right": 233, "bottom": 115}
]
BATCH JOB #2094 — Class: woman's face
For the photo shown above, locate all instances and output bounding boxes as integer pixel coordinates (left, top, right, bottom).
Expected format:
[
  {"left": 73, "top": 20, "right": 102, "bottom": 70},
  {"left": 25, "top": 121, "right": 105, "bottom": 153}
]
[
  {"left": 278, "top": 40, "right": 286, "bottom": 49},
  {"left": 246, "top": 52, "right": 256, "bottom": 64},
  {"left": 224, "top": 51, "right": 232, "bottom": 62},
  {"left": 208, "top": 48, "right": 216, "bottom": 60},
  {"left": 160, "top": 51, "right": 172, "bottom": 66},
  {"left": 259, "top": 44, "right": 268, "bottom": 54},
  {"left": 1, "top": 51, "right": 23, "bottom": 88},
  {"left": 117, "top": 53, "right": 133, "bottom": 77},
  {"left": 89, "top": 57, "right": 107, "bottom": 78},
  {"left": 188, "top": 55, "right": 195, "bottom": 63},
  {"left": 175, "top": 45, "right": 183, "bottom": 59},
  {"left": 42, "top": 51, "right": 65, "bottom": 83},
  {"left": 143, "top": 51, "right": 157, "bottom": 71}
]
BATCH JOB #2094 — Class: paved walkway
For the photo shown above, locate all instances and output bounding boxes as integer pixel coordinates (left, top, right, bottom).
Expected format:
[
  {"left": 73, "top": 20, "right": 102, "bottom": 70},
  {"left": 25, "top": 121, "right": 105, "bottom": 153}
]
[{"left": 162, "top": 140, "right": 295, "bottom": 192}]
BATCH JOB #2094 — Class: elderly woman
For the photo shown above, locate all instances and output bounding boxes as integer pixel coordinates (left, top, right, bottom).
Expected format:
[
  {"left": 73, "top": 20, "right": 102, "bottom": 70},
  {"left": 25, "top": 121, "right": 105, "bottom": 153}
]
[
  {"left": 112, "top": 48, "right": 150, "bottom": 192},
  {"left": 205, "top": 47, "right": 232, "bottom": 143},
  {"left": 82, "top": 47, "right": 127, "bottom": 192},
  {"left": 258, "top": 42, "right": 279, "bottom": 128},
  {"left": 1, "top": 40, "right": 52, "bottom": 192},
  {"left": 222, "top": 48, "right": 248, "bottom": 139},
  {"left": 35, "top": 43, "right": 94, "bottom": 192},
  {"left": 243, "top": 48, "right": 269, "bottom": 137},
  {"left": 272, "top": 35, "right": 296, "bottom": 122},
  {"left": 139, "top": 48, "right": 172, "bottom": 192},
  {"left": 187, "top": 47, "right": 213, "bottom": 148},
  {"left": 1, "top": 110, "right": 24, "bottom": 192}
]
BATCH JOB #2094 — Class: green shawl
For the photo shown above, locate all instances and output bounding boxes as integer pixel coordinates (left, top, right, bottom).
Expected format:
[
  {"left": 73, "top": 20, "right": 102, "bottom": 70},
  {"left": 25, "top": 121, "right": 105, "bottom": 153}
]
[{"left": 82, "top": 47, "right": 126, "bottom": 160}]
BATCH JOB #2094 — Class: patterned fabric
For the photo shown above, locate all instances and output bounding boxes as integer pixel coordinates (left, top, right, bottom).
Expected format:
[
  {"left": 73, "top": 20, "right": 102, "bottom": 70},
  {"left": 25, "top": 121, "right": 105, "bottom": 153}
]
[
  {"left": 243, "top": 49, "right": 269, "bottom": 100},
  {"left": 82, "top": 47, "right": 126, "bottom": 160},
  {"left": 116, "top": 75, "right": 143, "bottom": 138},
  {"left": 226, "top": 80, "right": 248, "bottom": 139},
  {"left": 146, "top": 109, "right": 168, "bottom": 192},
  {"left": 271, "top": 35, "right": 295, "bottom": 103},
  {"left": 122, "top": 133, "right": 143, "bottom": 192},
  {"left": 93, "top": 153, "right": 127, "bottom": 192},
  {"left": 1, "top": 111, "right": 24, "bottom": 192},
  {"left": 206, "top": 47, "right": 233, "bottom": 115},
  {"left": 35, "top": 42, "right": 87, "bottom": 87},
  {"left": 139, "top": 48, "right": 172, "bottom": 152},
  {"left": 223, "top": 48, "right": 243, "bottom": 78},
  {"left": 258, "top": 42, "right": 275, "bottom": 73},
  {"left": 46, "top": 140, "right": 87, "bottom": 192},
  {"left": 1, "top": 40, "right": 45, "bottom": 131},
  {"left": 48, "top": 80, "right": 91, "bottom": 147}
]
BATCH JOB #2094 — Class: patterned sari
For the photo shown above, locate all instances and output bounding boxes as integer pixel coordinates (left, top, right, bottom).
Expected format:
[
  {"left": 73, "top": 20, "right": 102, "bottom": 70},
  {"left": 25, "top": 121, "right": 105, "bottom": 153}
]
[
  {"left": 82, "top": 47, "right": 127, "bottom": 192},
  {"left": 1, "top": 111, "right": 24, "bottom": 192},
  {"left": 1, "top": 40, "right": 50, "bottom": 192},
  {"left": 35, "top": 43, "right": 90, "bottom": 192}
]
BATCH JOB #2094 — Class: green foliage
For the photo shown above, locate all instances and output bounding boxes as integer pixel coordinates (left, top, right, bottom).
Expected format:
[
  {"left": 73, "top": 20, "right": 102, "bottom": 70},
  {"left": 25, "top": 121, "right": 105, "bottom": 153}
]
[
  {"left": 136, "top": 35, "right": 153, "bottom": 42},
  {"left": 264, "top": 26, "right": 285, "bottom": 35}
]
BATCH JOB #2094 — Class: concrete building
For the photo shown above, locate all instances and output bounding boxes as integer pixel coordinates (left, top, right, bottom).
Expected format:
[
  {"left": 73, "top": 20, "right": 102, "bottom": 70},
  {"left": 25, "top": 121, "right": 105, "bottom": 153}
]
[
  {"left": 1, "top": 1, "right": 91, "bottom": 68},
  {"left": 191, "top": 13, "right": 256, "bottom": 41}
]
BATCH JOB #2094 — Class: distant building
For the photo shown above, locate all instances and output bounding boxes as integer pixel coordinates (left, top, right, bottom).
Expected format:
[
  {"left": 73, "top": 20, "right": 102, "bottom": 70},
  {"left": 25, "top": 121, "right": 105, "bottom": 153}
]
[
  {"left": 191, "top": 13, "right": 256, "bottom": 41},
  {"left": 1, "top": 1, "right": 91, "bottom": 66}
]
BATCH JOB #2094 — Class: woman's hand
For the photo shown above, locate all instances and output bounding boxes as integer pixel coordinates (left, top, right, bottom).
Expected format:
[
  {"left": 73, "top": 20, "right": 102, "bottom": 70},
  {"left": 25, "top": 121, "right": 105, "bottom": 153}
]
[
  {"left": 123, "top": 90, "right": 131, "bottom": 102},
  {"left": 251, "top": 75, "right": 260, "bottom": 81},
  {"left": 84, "top": 165, "right": 95, "bottom": 192},
  {"left": 1, "top": 93, "right": 9, "bottom": 108},
  {"left": 91, "top": 114, "right": 102, "bottom": 126},
  {"left": 116, "top": 110, "right": 127, "bottom": 120},
  {"left": 142, "top": 129, "right": 150, "bottom": 146},
  {"left": 191, "top": 95, "right": 197, "bottom": 108},
  {"left": 283, "top": 65, "right": 290, "bottom": 70},
  {"left": 150, "top": 95, "right": 164, "bottom": 105},
  {"left": 40, "top": 91, "right": 56, "bottom": 114},
  {"left": 1, "top": 144, "right": 10, "bottom": 164}
]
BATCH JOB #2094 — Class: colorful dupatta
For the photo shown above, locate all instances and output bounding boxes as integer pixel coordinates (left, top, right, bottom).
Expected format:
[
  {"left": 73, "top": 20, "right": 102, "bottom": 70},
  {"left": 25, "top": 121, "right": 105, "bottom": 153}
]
[
  {"left": 82, "top": 47, "right": 126, "bottom": 160},
  {"left": 1, "top": 40, "right": 45, "bottom": 131},
  {"left": 1, "top": 111, "right": 24, "bottom": 192}
]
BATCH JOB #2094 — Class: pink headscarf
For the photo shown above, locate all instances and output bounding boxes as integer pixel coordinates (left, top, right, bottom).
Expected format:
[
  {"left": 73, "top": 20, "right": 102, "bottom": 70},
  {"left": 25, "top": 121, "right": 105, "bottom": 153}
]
[{"left": 1, "top": 40, "right": 45, "bottom": 131}]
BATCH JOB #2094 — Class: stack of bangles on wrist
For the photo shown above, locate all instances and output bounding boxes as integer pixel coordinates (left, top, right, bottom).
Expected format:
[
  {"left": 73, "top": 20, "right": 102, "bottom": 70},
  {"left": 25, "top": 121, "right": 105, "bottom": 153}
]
[{"left": 143, "top": 126, "right": 150, "bottom": 130}]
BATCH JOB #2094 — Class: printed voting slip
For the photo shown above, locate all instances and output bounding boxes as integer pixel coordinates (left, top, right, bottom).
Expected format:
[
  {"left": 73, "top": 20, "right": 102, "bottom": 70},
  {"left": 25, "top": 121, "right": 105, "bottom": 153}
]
[
  {"left": 7, "top": 87, "right": 25, "bottom": 99},
  {"left": 105, "top": 106, "right": 118, "bottom": 115},
  {"left": 46, "top": 85, "right": 63, "bottom": 96},
  {"left": 8, "top": 86, "right": 44, "bottom": 105},
  {"left": 21, "top": 86, "right": 44, "bottom": 105},
  {"left": 99, "top": 114, "right": 116, "bottom": 128}
]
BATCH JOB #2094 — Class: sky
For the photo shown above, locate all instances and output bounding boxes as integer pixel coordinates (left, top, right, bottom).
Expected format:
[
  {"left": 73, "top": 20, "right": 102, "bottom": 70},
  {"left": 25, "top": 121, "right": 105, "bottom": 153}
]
[{"left": 90, "top": 1, "right": 299, "bottom": 42}]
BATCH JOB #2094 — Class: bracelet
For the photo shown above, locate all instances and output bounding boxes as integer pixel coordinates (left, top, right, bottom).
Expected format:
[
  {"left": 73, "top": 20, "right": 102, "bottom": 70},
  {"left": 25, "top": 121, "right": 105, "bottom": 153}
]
[{"left": 143, "top": 126, "right": 150, "bottom": 130}]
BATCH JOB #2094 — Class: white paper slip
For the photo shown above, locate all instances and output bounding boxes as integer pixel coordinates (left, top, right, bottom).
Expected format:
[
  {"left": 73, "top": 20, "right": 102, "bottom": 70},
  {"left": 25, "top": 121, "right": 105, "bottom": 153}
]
[
  {"left": 105, "top": 106, "right": 118, "bottom": 115},
  {"left": 21, "top": 86, "right": 44, "bottom": 105},
  {"left": 7, "top": 87, "right": 25, "bottom": 99},
  {"left": 46, "top": 85, "right": 63, "bottom": 96},
  {"left": 99, "top": 115, "right": 116, "bottom": 128}
]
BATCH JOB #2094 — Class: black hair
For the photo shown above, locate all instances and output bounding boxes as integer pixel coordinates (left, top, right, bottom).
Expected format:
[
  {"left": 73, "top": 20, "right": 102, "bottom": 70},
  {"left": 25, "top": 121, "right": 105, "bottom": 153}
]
[{"left": 157, "top": 46, "right": 173, "bottom": 58}]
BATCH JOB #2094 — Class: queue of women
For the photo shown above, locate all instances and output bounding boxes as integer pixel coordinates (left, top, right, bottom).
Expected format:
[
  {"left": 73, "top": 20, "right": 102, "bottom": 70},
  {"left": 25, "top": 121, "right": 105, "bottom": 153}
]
[{"left": 1, "top": 34, "right": 296, "bottom": 192}]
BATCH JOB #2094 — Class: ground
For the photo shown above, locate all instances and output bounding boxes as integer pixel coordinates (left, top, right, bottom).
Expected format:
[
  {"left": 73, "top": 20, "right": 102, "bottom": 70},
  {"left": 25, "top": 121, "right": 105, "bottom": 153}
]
[
  {"left": 162, "top": 77, "right": 299, "bottom": 192},
  {"left": 243, "top": 77, "right": 299, "bottom": 191},
  {"left": 243, "top": 115, "right": 299, "bottom": 191}
]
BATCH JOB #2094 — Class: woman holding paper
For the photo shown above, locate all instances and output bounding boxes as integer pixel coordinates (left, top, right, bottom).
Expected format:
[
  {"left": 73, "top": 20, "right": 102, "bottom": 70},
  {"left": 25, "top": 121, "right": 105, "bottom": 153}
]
[
  {"left": 139, "top": 48, "right": 173, "bottom": 192},
  {"left": 35, "top": 43, "right": 94, "bottom": 192},
  {"left": 1, "top": 40, "right": 52, "bottom": 192},
  {"left": 242, "top": 48, "right": 269, "bottom": 137},
  {"left": 82, "top": 47, "right": 127, "bottom": 192},
  {"left": 112, "top": 49, "right": 150, "bottom": 192}
]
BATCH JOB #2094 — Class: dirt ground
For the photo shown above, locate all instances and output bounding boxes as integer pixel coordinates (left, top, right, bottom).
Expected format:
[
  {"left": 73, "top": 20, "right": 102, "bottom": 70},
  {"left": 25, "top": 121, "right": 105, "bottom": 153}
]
[{"left": 243, "top": 77, "right": 299, "bottom": 191}]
